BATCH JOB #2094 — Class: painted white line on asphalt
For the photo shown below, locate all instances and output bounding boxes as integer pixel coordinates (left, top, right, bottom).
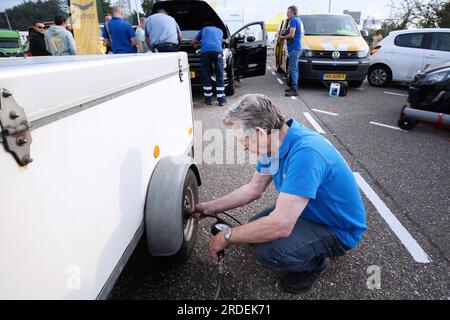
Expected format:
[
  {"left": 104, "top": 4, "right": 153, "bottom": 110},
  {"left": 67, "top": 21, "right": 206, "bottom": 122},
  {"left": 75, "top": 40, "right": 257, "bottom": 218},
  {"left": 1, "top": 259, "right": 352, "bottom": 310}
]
[
  {"left": 312, "top": 109, "right": 338, "bottom": 116},
  {"left": 303, "top": 112, "right": 326, "bottom": 135},
  {"left": 290, "top": 96, "right": 297, "bottom": 100},
  {"left": 355, "top": 87, "right": 364, "bottom": 91},
  {"left": 277, "top": 78, "right": 284, "bottom": 85},
  {"left": 267, "top": 66, "right": 272, "bottom": 70},
  {"left": 271, "top": 71, "right": 276, "bottom": 76},
  {"left": 353, "top": 173, "right": 431, "bottom": 263},
  {"left": 384, "top": 91, "right": 408, "bottom": 97},
  {"left": 370, "top": 121, "right": 406, "bottom": 132}
]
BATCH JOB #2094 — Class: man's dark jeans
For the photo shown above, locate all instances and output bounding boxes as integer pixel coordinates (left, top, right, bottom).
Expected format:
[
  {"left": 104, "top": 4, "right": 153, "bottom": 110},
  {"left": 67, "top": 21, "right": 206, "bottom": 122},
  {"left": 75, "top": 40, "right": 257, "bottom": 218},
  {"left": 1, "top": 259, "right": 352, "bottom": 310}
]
[
  {"left": 249, "top": 205, "right": 349, "bottom": 273},
  {"left": 155, "top": 43, "right": 179, "bottom": 52}
]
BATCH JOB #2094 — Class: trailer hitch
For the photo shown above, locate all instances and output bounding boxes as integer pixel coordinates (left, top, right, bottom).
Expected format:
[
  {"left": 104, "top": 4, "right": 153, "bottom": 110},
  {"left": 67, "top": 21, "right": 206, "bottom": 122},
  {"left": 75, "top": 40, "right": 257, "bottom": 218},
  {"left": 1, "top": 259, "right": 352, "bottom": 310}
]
[{"left": 0, "top": 89, "right": 33, "bottom": 166}]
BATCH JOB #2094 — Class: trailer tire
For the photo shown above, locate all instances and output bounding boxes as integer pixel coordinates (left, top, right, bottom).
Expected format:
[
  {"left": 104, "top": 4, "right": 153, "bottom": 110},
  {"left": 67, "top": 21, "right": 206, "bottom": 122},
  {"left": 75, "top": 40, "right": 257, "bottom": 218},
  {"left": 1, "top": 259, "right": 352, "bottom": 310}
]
[
  {"left": 145, "top": 156, "right": 201, "bottom": 262},
  {"left": 398, "top": 117, "right": 417, "bottom": 130},
  {"left": 171, "top": 169, "right": 199, "bottom": 262}
]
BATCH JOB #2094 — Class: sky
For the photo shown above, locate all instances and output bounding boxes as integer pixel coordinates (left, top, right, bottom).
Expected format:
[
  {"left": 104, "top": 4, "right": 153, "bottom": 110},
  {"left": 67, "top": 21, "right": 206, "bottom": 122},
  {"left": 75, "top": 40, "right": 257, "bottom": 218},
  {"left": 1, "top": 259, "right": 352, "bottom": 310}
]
[{"left": 0, "top": 0, "right": 423, "bottom": 20}]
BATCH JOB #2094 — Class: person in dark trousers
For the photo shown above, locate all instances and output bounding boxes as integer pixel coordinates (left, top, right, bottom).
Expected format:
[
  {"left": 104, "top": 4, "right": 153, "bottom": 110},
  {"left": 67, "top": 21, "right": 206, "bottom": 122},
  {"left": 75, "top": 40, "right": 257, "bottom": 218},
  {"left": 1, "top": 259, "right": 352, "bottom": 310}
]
[
  {"left": 144, "top": 9, "right": 182, "bottom": 53},
  {"left": 102, "top": 6, "right": 136, "bottom": 54},
  {"left": 280, "top": 5, "right": 302, "bottom": 97},
  {"left": 191, "top": 22, "right": 226, "bottom": 106},
  {"left": 103, "top": 12, "right": 113, "bottom": 54},
  {"left": 29, "top": 22, "right": 51, "bottom": 56}
]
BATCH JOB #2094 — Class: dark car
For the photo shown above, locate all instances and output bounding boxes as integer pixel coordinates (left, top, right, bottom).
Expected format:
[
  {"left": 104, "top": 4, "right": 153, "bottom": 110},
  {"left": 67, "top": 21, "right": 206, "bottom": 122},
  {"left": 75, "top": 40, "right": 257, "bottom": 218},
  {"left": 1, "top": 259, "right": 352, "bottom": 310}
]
[
  {"left": 152, "top": 0, "right": 267, "bottom": 96},
  {"left": 398, "top": 61, "right": 450, "bottom": 130}
]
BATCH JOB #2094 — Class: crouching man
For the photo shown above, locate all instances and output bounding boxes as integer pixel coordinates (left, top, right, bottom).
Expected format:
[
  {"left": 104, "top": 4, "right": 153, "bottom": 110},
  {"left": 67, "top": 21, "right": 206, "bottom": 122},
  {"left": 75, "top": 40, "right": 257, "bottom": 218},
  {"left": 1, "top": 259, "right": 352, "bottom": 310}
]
[{"left": 193, "top": 94, "right": 367, "bottom": 293}]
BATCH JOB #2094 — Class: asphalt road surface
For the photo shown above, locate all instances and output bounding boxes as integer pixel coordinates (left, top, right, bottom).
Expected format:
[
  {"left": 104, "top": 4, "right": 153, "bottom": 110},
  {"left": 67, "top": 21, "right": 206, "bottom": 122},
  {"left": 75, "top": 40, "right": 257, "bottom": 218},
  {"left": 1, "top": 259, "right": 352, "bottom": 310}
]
[{"left": 110, "top": 54, "right": 449, "bottom": 300}]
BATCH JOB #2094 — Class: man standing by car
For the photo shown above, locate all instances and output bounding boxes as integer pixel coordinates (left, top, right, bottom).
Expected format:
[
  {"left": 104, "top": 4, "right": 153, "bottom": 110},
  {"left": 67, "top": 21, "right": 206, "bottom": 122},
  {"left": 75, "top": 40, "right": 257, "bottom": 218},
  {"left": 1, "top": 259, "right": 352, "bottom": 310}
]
[
  {"left": 102, "top": 6, "right": 136, "bottom": 54},
  {"left": 145, "top": 9, "right": 182, "bottom": 53},
  {"left": 280, "top": 6, "right": 302, "bottom": 97},
  {"left": 29, "top": 22, "right": 51, "bottom": 56},
  {"left": 191, "top": 22, "right": 226, "bottom": 106},
  {"left": 45, "top": 16, "right": 77, "bottom": 56},
  {"left": 193, "top": 94, "right": 366, "bottom": 293}
]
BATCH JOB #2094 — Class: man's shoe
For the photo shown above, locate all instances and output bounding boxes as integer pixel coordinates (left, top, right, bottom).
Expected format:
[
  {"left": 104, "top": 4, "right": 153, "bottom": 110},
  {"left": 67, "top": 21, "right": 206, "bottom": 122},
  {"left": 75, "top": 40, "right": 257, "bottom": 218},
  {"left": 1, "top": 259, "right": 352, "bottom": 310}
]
[
  {"left": 285, "top": 89, "right": 298, "bottom": 97},
  {"left": 280, "top": 258, "right": 330, "bottom": 294},
  {"left": 218, "top": 99, "right": 226, "bottom": 107},
  {"left": 285, "top": 88, "right": 293, "bottom": 92},
  {"left": 204, "top": 99, "right": 212, "bottom": 106}
]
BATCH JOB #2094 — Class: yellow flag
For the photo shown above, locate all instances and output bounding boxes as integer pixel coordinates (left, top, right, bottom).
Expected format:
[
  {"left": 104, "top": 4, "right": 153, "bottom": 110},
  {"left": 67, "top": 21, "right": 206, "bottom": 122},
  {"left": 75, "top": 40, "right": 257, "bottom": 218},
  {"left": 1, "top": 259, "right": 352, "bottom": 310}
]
[{"left": 70, "top": 0, "right": 102, "bottom": 55}]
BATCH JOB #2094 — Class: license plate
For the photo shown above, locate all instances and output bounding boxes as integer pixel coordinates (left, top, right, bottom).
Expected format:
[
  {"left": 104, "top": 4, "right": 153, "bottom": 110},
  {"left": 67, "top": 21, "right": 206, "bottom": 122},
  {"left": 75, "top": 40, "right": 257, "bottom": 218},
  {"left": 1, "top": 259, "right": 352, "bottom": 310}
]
[
  {"left": 190, "top": 71, "right": 196, "bottom": 78},
  {"left": 323, "top": 73, "right": 346, "bottom": 80}
]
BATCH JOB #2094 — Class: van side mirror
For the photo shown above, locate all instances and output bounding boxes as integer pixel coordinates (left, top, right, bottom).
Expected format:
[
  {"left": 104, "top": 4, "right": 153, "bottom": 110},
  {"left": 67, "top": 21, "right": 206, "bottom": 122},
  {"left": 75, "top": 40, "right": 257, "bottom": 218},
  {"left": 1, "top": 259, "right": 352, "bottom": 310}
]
[
  {"left": 360, "top": 30, "right": 369, "bottom": 38},
  {"left": 246, "top": 36, "right": 255, "bottom": 43}
]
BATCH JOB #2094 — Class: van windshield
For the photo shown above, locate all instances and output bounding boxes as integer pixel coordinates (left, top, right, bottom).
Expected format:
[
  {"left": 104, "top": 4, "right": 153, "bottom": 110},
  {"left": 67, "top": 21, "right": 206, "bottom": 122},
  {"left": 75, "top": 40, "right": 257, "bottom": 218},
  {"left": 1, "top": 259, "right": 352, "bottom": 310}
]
[
  {"left": 300, "top": 15, "right": 359, "bottom": 36},
  {"left": 0, "top": 38, "right": 20, "bottom": 49}
]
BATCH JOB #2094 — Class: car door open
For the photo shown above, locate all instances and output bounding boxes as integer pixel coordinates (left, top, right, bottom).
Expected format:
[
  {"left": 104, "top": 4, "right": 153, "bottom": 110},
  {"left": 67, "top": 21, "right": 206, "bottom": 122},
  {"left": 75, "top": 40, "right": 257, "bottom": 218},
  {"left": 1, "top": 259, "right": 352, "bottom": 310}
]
[{"left": 232, "top": 21, "right": 267, "bottom": 79}]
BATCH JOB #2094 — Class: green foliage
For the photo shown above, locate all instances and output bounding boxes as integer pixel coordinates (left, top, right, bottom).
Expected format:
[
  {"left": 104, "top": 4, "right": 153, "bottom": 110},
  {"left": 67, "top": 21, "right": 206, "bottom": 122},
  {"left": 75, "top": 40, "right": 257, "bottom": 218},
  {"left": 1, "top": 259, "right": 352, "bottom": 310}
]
[
  {"left": 0, "top": 0, "right": 67, "bottom": 30},
  {"left": 141, "top": 0, "right": 156, "bottom": 17}
]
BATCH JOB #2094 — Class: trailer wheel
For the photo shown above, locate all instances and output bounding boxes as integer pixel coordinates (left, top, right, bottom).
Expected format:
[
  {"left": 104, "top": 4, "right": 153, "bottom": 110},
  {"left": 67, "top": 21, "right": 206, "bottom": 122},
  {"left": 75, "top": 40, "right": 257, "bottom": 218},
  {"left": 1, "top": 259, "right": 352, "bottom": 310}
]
[
  {"left": 171, "top": 169, "right": 199, "bottom": 262},
  {"left": 398, "top": 117, "right": 417, "bottom": 130},
  {"left": 145, "top": 156, "right": 201, "bottom": 262}
]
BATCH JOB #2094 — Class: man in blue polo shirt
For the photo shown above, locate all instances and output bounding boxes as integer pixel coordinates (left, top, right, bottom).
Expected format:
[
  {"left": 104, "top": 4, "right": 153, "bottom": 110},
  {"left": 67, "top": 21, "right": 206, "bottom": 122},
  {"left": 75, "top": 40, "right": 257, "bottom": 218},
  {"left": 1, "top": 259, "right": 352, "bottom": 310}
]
[
  {"left": 102, "top": 6, "right": 136, "bottom": 54},
  {"left": 193, "top": 94, "right": 366, "bottom": 294},
  {"left": 280, "top": 5, "right": 302, "bottom": 97},
  {"left": 191, "top": 22, "right": 226, "bottom": 107}
]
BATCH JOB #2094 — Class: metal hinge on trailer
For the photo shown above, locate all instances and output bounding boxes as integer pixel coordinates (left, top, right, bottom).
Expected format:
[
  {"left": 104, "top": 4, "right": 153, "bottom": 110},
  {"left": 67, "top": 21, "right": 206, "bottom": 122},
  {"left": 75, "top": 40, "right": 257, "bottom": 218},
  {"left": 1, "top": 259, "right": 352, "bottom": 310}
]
[
  {"left": 178, "top": 58, "right": 184, "bottom": 82},
  {"left": 0, "top": 88, "right": 33, "bottom": 166}
]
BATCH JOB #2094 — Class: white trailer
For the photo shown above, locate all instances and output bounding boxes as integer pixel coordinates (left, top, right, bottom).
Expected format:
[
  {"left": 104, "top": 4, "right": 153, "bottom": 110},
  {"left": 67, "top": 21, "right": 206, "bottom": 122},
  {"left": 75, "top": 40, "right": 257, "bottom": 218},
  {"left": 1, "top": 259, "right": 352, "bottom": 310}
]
[{"left": 0, "top": 53, "right": 201, "bottom": 299}]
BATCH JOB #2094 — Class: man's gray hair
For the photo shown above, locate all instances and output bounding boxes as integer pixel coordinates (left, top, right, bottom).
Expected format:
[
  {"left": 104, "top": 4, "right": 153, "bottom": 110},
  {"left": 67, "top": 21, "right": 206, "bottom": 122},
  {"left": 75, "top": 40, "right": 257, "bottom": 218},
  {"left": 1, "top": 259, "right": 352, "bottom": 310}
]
[
  {"left": 223, "top": 94, "right": 285, "bottom": 132},
  {"left": 288, "top": 5, "right": 298, "bottom": 15},
  {"left": 112, "top": 5, "right": 124, "bottom": 15}
]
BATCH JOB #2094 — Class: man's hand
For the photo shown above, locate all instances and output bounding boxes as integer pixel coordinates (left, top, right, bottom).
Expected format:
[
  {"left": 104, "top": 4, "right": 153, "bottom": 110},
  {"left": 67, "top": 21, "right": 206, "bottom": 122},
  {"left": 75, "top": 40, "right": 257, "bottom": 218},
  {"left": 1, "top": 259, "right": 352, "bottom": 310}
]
[
  {"left": 192, "top": 202, "right": 212, "bottom": 220},
  {"left": 209, "top": 231, "right": 228, "bottom": 261}
]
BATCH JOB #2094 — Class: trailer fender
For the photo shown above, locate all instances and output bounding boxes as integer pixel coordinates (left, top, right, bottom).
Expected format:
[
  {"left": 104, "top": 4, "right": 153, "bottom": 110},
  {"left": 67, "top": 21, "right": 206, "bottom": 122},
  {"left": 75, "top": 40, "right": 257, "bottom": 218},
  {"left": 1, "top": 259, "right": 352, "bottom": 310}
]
[{"left": 145, "top": 155, "right": 201, "bottom": 256}]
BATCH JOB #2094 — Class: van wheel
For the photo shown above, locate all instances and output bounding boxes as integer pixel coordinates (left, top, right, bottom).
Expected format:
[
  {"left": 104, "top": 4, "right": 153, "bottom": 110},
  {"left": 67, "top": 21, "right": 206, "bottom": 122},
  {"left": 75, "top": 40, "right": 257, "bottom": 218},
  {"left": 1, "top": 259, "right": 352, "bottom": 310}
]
[
  {"left": 170, "top": 169, "right": 199, "bottom": 262},
  {"left": 398, "top": 117, "right": 417, "bottom": 130},
  {"left": 348, "top": 80, "right": 364, "bottom": 88},
  {"left": 368, "top": 65, "right": 392, "bottom": 87}
]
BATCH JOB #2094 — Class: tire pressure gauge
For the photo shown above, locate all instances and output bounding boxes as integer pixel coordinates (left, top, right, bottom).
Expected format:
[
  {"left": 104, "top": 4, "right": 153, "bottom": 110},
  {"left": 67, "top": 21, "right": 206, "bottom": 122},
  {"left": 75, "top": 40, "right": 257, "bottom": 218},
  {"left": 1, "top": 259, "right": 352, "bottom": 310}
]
[{"left": 211, "top": 220, "right": 232, "bottom": 236}]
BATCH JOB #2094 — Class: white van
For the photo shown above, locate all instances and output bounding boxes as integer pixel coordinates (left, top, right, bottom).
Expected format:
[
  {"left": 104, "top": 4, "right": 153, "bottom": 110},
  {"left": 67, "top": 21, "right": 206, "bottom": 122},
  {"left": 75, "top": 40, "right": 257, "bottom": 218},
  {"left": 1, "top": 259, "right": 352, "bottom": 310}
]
[
  {"left": 368, "top": 28, "right": 450, "bottom": 86},
  {"left": 0, "top": 53, "right": 201, "bottom": 299}
]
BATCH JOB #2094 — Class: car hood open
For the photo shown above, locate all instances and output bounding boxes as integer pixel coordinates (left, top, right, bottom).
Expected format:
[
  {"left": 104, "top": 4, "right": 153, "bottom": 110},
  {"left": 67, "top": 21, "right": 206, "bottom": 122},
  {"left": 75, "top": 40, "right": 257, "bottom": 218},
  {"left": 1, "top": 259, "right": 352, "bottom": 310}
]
[{"left": 152, "top": 0, "right": 228, "bottom": 38}]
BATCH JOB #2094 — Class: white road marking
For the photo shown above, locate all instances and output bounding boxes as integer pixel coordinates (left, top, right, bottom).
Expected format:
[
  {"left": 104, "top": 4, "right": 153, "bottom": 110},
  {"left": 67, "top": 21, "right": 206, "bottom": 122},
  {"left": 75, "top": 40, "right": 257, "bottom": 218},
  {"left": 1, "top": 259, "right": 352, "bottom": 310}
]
[
  {"left": 271, "top": 71, "right": 276, "bottom": 76},
  {"left": 267, "top": 66, "right": 272, "bottom": 70},
  {"left": 290, "top": 96, "right": 297, "bottom": 100},
  {"left": 277, "top": 78, "right": 284, "bottom": 85},
  {"left": 312, "top": 109, "right": 338, "bottom": 116},
  {"left": 355, "top": 87, "right": 364, "bottom": 91},
  {"left": 353, "top": 173, "right": 431, "bottom": 263},
  {"left": 384, "top": 91, "right": 408, "bottom": 97},
  {"left": 303, "top": 112, "right": 326, "bottom": 135},
  {"left": 370, "top": 121, "right": 406, "bottom": 132}
]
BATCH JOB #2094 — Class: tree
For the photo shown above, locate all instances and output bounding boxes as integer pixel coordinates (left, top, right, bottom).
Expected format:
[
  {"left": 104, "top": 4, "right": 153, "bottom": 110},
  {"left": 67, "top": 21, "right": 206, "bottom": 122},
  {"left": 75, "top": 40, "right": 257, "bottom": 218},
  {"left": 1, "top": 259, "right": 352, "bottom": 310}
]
[
  {"left": 416, "top": 0, "right": 448, "bottom": 28},
  {"left": 141, "top": 0, "right": 156, "bottom": 16},
  {"left": 100, "top": 0, "right": 113, "bottom": 15},
  {"left": 0, "top": 0, "right": 66, "bottom": 30},
  {"left": 436, "top": 0, "right": 450, "bottom": 27}
]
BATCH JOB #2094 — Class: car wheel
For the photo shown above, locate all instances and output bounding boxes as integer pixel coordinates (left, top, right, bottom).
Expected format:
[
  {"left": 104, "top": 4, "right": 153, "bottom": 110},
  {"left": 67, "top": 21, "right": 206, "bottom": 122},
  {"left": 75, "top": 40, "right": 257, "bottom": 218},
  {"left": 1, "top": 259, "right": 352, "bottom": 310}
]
[
  {"left": 170, "top": 169, "right": 199, "bottom": 262},
  {"left": 368, "top": 65, "right": 392, "bottom": 87},
  {"left": 224, "top": 62, "right": 235, "bottom": 96},
  {"left": 348, "top": 80, "right": 364, "bottom": 88},
  {"left": 398, "top": 117, "right": 417, "bottom": 130}
]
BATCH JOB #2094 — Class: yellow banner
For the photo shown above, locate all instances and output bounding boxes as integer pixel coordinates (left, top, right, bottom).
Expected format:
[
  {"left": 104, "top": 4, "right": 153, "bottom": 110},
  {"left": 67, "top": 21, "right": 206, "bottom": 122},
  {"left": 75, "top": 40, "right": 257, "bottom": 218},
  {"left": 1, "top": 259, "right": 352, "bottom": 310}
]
[{"left": 70, "top": 0, "right": 102, "bottom": 55}]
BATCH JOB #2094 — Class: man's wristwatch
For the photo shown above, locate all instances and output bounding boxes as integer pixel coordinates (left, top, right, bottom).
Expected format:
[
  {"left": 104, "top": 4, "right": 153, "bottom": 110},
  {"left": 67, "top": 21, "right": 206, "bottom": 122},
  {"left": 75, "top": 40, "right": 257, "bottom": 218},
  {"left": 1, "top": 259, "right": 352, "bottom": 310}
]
[{"left": 224, "top": 227, "right": 233, "bottom": 246}]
